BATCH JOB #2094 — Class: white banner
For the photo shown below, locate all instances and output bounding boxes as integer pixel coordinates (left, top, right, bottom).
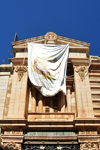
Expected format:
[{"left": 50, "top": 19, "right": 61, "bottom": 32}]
[{"left": 28, "top": 43, "right": 69, "bottom": 96}]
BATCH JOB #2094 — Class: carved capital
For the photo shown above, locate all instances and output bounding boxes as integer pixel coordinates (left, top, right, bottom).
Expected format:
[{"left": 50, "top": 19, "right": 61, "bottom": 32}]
[
  {"left": 15, "top": 65, "right": 27, "bottom": 81},
  {"left": 74, "top": 66, "right": 88, "bottom": 81},
  {"left": 80, "top": 141, "right": 98, "bottom": 150},
  {"left": 3, "top": 142, "right": 21, "bottom": 150}
]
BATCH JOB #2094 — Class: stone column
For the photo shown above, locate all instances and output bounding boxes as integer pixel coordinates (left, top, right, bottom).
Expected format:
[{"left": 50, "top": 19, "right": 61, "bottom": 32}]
[
  {"left": 66, "top": 86, "right": 72, "bottom": 112},
  {"left": 72, "top": 60, "right": 94, "bottom": 118},
  {"left": 38, "top": 92, "right": 43, "bottom": 113},
  {"left": 31, "top": 86, "right": 36, "bottom": 112},
  {"left": 61, "top": 92, "right": 65, "bottom": 112},
  {"left": 7, "top": 66, "right": 28, "bottom": 119}
]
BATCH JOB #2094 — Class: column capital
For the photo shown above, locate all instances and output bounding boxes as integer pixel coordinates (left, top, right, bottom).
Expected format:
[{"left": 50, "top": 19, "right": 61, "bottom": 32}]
[
  {"left": 74, "top": 65, "right": 88, "bottom": 82},
  {"left": 80, "top": 142, "right": 98, "bottom": 150},
  {"left": 3, "top": 142, "right": 21, "bottom": 150}
]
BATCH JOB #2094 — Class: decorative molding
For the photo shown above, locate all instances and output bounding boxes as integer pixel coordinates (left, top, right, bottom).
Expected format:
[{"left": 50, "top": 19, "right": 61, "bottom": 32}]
[
  {"left": 79, "top": 131, "right": 97, "bottom": 135},
  {"left": 4, "top": 131, "right": 23, "bottom": 135},
  {"left": 80, "top": 142, "right": 98, "bottom": 150},
  {"left": 3, "top": 142, "right": 21, "bottom": 150},
  {"left": 12, "top": 34, "right": 90, "bottom": 47},
  {"left": 0, "top": 64, "right": 13, "bottom": 72},
  {"left": 15, "top": 65, "right": 27, "bottom": 81},
  {"left": 74, "top": 66, "right": 88, "bottom": 81}
]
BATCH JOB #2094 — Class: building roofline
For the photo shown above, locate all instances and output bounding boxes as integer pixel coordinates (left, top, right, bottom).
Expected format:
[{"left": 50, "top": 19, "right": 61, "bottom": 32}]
[{"left": 11, "top": 35, "right": 90, "bottom": 48}]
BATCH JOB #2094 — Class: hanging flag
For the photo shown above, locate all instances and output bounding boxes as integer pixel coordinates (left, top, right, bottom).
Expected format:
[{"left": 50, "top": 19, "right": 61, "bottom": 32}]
[{"left": 28, "top": 43, "right": 69, "bottom": 97}]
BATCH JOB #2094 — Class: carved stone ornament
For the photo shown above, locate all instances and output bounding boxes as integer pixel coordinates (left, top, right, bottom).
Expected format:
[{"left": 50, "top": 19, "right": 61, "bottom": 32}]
[
  {"left": 74, "top": 66, "right": 88, "bottom": 81},
  {"left": 40, "top": 145, "right": 45, "bottom": 150},
  {"left": 45, "top": 32, "right": 57, "bottom": 42},
  {"left": 79, "top": 131, "right": 97, "bottom": 135},
  {"left": 80, "top": 142, "right": 98, "bottom": 150},
  {"left": 15, "top": 65, "right": 27, "bottom": 81},
  {"left": 3, "top": 142, "right": 21, "bottom": 150}
]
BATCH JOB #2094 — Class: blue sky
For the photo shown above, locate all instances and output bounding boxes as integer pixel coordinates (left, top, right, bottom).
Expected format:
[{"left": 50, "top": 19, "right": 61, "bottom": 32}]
[{"left": 0, "top": 0, "right": 100, "bottom": 64}]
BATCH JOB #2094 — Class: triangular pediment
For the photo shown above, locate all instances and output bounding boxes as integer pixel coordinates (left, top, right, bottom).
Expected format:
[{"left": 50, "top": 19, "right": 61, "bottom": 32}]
[{"left": 11, "top": 32, "right": 90, "bottom": 56}]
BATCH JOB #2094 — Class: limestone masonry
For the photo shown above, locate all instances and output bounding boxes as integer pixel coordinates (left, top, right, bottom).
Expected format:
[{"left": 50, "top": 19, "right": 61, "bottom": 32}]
[{"left": 0, "top": 32, "right": 100, "bottom": 150}]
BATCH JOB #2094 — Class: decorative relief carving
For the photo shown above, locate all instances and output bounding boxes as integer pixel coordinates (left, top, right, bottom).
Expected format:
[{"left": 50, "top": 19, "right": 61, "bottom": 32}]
[
  {"left": 45, "top": 32, "right": 57, "bottom": 43},
  {"left": 74, "top": 66, "right": 88, "bottom": 81},
  {"left": 79, "top": 131, "right": 97, "bottom": 135},
  {"left": 4, "top": 131, "right": 23, "bottom": 135},
  {"left": 3, "top": 142, "right": 21, "bottom": 150},
  {"left": 80, "top": 142, "right": 98, "bottom": 150},
  {"left": 15, "top": 65, "right": 27, "bottom": 81}
]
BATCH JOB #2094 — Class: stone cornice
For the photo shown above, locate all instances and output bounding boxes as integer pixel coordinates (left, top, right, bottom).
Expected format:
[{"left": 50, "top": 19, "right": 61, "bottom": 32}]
[
  {"left": 11, "top": 35, "right": 90, "bottom": 47},
  {"left": 74, "top": 119, "right": 100, "bottom": 126},
  {"left": 0, "top": 119, "right": 27, "bottom": 127},
  {"left": 11, "top": 33, "right": 90, "bottom": 56},
  {"left": 71, "top": 59, "right": 90, "bottom": 66},
  {"left": 57, "top": 36, "right": 90, "bottom": 47},
  {"left": 11, "top": 35, "right": 45, "bottom": 46},
  {"left": 0, "top": 64, "right": 13, "bottom": 72},
  {"left": 9, "top": 58, "right": 27, "bottom": 65}
]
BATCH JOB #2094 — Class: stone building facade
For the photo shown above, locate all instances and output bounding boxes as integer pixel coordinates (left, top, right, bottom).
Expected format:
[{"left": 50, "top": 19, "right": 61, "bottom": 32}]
[{"left": 0, "top": 32, "right": 100, "bottom": 149}]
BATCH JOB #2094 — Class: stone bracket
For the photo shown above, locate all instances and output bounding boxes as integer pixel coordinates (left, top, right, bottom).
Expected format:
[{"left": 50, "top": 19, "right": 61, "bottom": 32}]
[{"left": 15, "top": 65, "right": 27, "bottom": 81}]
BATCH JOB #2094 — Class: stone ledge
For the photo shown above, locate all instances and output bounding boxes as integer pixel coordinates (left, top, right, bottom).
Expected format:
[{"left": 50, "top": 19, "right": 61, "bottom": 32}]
[
  {"left": 0, "top": 119, "right": 27, "bottom": 127},
  {"left": 78, "top": 135, "right": 100, "bottom": 143},
  {"left": 0, "top": 72, "right": 10, "bottom": 76},
  {"left": 24, "top": 136, "right": 77, "bottom": 141},
  {"left": 23, "top": 141, "right": 78, "bottom": 144},
  {"left": 2, "top": 135, "right": 23, "bottom": 143},
  {"left": 71, "top": 59, "right": 90, "bottom": 65},
  {"left": 0, "top": 64, "right": 13, "bottom": 73}
]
